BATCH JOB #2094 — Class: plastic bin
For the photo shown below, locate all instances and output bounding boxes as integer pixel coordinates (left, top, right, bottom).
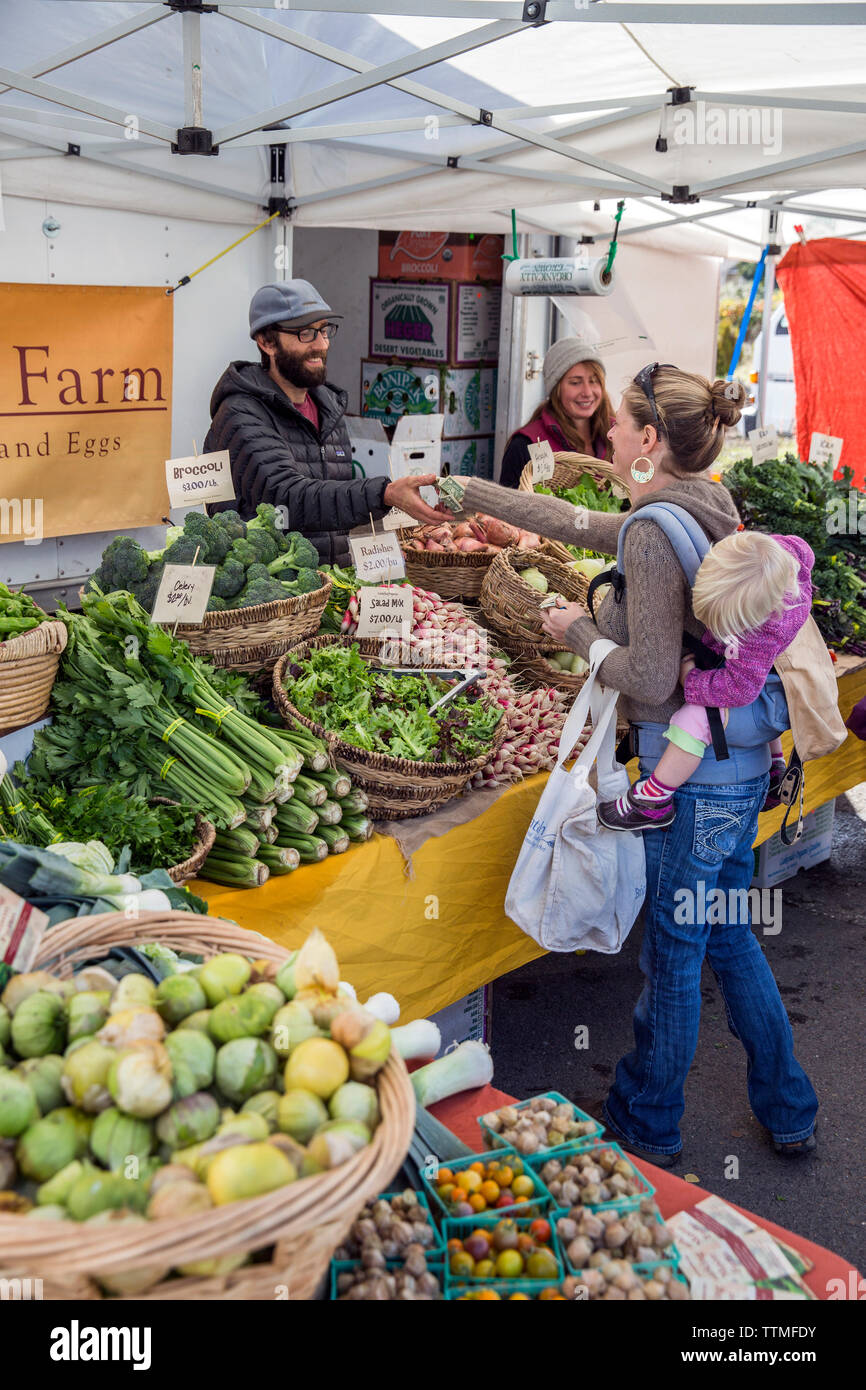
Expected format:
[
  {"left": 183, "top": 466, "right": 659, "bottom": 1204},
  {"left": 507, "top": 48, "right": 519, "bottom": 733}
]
[
  {"left": 529, "top": 1140, "right": 655, "bottom": 1214},
  {"left": 477, "top": 1090, "right": 603, "bottom": 1161},
  {"left": 422, "top": 1145, "right": 551, "bottom": 1222},
  {"left": 443, "top": 1213, "right": 563, "bottom": 1293}
]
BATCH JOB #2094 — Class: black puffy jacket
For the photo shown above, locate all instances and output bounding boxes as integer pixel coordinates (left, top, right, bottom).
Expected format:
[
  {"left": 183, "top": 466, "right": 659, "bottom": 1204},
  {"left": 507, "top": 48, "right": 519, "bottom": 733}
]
[{"left": 204, "top": 361, "right": 389, "bottom": 566}]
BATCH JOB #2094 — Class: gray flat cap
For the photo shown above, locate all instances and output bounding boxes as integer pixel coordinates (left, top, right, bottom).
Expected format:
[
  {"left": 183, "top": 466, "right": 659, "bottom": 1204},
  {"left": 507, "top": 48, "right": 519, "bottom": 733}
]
[{"left": 249, "top": 280, "right": 342, "bottom": 338}]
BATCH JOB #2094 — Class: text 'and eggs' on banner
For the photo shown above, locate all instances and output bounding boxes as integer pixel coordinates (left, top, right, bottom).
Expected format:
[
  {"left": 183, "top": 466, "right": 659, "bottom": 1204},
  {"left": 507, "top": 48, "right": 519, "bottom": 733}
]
[{"left": 0, "top": 283, "right": 173, "bottom": 542}]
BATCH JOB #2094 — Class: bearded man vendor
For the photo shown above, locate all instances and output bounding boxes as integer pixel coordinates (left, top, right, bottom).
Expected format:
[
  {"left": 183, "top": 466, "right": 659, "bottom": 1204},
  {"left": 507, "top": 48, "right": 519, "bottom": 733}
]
[{"left": 205, "top": 281, "right": 442, "bottom": 564}]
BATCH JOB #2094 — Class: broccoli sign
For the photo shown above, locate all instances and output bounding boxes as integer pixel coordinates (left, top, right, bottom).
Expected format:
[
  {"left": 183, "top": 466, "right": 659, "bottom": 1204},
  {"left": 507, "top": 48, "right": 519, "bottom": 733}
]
[{"left": 165, "top": 449, "right": 235, "bottom": 508}]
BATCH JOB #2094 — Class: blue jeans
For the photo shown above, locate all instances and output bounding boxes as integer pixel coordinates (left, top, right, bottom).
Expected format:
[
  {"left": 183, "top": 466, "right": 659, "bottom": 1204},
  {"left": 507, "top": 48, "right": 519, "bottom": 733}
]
[{"left": 604, "top": 773, "right": 819, "bottom": 1155}]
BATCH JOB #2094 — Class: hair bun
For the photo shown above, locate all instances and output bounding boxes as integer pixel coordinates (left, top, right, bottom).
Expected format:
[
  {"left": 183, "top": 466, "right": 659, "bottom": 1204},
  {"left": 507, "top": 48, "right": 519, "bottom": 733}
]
[{"left": 710, "top": 379, "right": 746, "bottom": 427}]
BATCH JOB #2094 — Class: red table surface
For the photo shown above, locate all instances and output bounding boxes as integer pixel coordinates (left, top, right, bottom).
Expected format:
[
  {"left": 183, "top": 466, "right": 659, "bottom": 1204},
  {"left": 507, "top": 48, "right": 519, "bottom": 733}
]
[{"left": 430, "top": 1084, "right": 862, "bottom": 1300}]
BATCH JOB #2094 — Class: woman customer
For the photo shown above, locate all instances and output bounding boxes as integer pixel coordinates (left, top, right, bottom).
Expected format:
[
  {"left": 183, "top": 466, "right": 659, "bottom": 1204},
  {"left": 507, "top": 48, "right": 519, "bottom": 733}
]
[
  {"left": 498, "top": 338, "right": 613, "bottom": 488},
  {"left": 444, "top": 364, "right": 818, "bottom": 1166}
]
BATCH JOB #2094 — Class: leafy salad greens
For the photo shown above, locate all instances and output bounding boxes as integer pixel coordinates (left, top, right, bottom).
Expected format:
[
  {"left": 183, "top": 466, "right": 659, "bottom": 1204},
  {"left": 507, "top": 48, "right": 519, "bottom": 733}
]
[{"left": 283, "top": 644, "right": 502, "bottom": 763}]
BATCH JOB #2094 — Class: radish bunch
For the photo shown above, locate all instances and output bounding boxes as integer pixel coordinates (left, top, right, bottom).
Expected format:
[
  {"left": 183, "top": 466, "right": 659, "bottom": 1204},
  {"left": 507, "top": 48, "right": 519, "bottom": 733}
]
[{"left": 338, "top": 585, "right": 589, "bottom": 788}]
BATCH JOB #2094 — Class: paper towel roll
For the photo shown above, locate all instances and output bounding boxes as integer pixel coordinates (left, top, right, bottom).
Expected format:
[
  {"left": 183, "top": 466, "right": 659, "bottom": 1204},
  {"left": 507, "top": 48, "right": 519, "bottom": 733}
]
[{"left": 505, "top": 256, "right": 614, "bottom": 297}]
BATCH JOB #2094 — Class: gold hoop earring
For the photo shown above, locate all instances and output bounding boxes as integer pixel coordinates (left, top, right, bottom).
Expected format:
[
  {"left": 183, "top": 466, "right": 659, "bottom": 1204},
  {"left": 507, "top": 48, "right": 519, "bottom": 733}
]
[{"left": 630, "top": 456, "right": 655, "bottom": 484}]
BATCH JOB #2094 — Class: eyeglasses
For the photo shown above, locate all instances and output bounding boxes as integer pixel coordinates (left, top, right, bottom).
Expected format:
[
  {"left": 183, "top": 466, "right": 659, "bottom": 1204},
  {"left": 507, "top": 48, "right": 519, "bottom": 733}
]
[
  {"left": 276, "top": 321, "right": 340, "bottom": 343},
  {"left": 633, "top": 362, "right": 675, "bottom": 431}
]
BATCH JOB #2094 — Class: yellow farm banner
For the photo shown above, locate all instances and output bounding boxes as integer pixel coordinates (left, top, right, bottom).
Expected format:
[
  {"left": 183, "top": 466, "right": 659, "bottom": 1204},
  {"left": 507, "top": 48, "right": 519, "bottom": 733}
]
[{"left": 0, "top": 284, "right": 173, "bottom": 542}]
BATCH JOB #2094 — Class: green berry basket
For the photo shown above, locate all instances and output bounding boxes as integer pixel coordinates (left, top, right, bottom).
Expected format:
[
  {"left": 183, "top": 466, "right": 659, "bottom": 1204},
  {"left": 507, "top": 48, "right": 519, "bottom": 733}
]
[
  {"left": 528, "top": 1140, "right": 655, "bottom": 1215},
  {"left": 553, "top": 1198, "right": 679, "bottom": 1279},
  {"left": 477, "top": 1090, "right": 603, "bottom": 1162},
  {"left": 331, "top": 1188, "right": 446, "bottom": 1261},
  {"left": 330, "top": 1252, "right": 445, "bottom": 1300},
  {"left": 422, "top": 1145, "right": 552, "bottom": 1223},
  {"left": 443, "top": 1213, "right": 564, "bottom": 1294}
]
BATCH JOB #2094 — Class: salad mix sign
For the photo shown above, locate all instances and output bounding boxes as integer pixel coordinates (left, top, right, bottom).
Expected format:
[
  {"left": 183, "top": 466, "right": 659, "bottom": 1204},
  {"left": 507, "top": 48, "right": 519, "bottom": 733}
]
[{"left": 0, "top": 283, "right": 173, "bottom": 541}]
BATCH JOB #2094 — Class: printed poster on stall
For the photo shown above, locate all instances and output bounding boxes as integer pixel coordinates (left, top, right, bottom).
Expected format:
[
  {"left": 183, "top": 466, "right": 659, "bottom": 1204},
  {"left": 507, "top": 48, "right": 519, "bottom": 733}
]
[
  {"left": 453, "top": 284, "right": 502, "bottom": 364},
  {"left": 369, "top": 281, "right": 451, "bottom": 364},
  {"left": 0, "top": 283, "right": 172, "bottom": 542}
]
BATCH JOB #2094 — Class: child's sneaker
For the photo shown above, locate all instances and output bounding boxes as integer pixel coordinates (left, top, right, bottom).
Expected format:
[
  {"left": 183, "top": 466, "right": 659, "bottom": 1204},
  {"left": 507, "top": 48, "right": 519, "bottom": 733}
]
[
  {"left": 762, "top": 758, "right": 788, "bottom": 811},
  {"left": 597, "top": 786, "right": 676, "bottom": 832}
]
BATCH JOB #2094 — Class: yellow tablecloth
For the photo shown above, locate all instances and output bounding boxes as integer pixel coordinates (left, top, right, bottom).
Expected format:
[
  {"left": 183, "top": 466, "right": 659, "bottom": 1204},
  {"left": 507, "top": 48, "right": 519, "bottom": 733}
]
[{"left": 196, "top": 662, "right": 866, "bottom": 1021}]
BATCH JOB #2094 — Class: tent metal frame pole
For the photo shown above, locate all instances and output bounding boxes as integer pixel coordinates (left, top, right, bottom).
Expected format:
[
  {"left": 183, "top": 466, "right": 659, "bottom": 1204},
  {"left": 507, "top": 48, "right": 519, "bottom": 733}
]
[
  {"left": 218, "top": 7, "right": 668, "bottom": 193},
  {"left": 0, "top": 65, "right": 175, "bottom": 143},
  {"left": 0, "top": 105, "right": 135, "bottom": 139},
  {"left": 0, "top": 3, "right": 169, "bottom": 96},
  {"left": 745, "top": 199, "right": 866, "bottom": 226},
  {"left": 692, "top": 139, "right": 866, "bottom": 196},
  {"left": 0, "top": 121, "right": 264, "bottom": 207},
  {"left": 290, "top": 166, "right": 435, "bottom": 208},
  {"left": 72, "top": 0, "right": 866, "bottom": 25},
  {"left": 181, "top": 11, "right": 203, "bottom": 129},
  {"left": 212, "top": 20, "right": 527, "bottom": 145},
  {"left": 691, "top": 90, "right": 866, "bottom": 117}
]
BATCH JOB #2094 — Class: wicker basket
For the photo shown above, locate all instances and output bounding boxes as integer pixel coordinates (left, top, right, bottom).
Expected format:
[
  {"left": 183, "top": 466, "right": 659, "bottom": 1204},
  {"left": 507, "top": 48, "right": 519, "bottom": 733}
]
[
  {"left": 174, "top": 573, "right": 332, "bottom": 674},
  {"left": 399, "top": 529, "right": 496, "bottom": 599},
  {"left": 149, "top": 798, "right": 216, "bottom": 885},
  {"left": 509, "top": 647, "right": 590, "bottom": 700},
  {"left": 273, "top": 635, "right": 507, "bottom": 819},
  {"left": 479, "top": 547, "right": 591, "bottom": 655},
  {"left": 0, "top": 910, "right": 415, "bottom": 1301},
  {"left": 0, "top": 618, "right": 68, "bottom": 737},
  {"left": 518, "top": 451, "right": 627, "bottom": 564}
]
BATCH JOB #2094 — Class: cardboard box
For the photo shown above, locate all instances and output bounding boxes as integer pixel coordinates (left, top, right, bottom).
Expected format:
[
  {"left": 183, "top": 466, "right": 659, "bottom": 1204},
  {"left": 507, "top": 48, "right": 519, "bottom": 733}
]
[
  {"left": 360, "top": 360, "right": 440, "bottom": 429},
  {"left": 428, "top": 986, "right": 490, "bottom": 1054},
  {"left": 440, "top": 435, "right": 496, "bottom": 480},
  {"left": 752, "top": 799, "right": 835, "bottom": 889},
  {"left": 378, "top": 231, "right": 504, "bottom": 283},
  {"left": 452, "top": 282, "right": 502, "bottom": 364},
  {"left": 344, "top": 415, "right": 391, "bottom": 482},
  {"left": 369, "top": 280, "right": 451, "bottom": 363},
  {"left": 390, "top": 413, "right": 444, "bottom": 507},
  {"left": 442, "top": 366, "right": 498, "bottom": 438}
]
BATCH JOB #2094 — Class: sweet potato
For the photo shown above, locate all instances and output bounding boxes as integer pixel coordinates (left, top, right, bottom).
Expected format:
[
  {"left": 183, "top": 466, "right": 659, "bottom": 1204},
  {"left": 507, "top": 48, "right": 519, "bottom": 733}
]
[
  {"left": 455, "top": 538, "right": 486, "bottom": 553},
  {"left": 476, "top": 514, "right": 520, "bottom": 548}
]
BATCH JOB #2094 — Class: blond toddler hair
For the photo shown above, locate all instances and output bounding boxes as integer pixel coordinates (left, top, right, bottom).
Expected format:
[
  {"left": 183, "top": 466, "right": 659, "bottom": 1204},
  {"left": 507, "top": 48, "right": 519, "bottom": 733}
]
[{"left": 692, "top": 531, "right": 799, "bottom": 641}]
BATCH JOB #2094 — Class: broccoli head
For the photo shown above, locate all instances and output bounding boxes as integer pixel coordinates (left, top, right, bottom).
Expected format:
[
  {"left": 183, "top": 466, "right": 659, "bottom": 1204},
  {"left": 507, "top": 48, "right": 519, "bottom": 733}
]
[
  {"left": 89, "top": 535, "right": 150, "bottom": 593},
  {"left": 162, "top": 535, "right": 201, "bottom": 567},
  {"left": 211, "top": 509, "right": 246, "bottom": 542},
  {"left": 228, "top": 537, "right": 257, "bottom": 569},
  {"left": 212, "top": 556, "right": 246, "bottom": 599},
  {"left": 268, "top": 531, "right": 319, "bottom": 576},
  {"left": 242, "top": 527, "right": 279, "bottom": 565},
  {"left": 130, "top": 564, "right": 164, "bottom": 613},
  {"left": 206, "top": 595, "right": 228, "bottom": 612},
  {"left": 231, "top": 580, "right": 287, "bottom": 609},
  {"left": 181, "top": 511, "right": 232, "bottom": 564},
  {"left": 285, "top": 567, "right": 323, "bottom": 595}
]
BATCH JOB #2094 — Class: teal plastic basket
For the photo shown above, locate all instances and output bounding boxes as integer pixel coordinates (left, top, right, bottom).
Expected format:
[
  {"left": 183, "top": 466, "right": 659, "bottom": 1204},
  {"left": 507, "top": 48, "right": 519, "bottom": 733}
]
[
  {"left": 477, "top": 1091, "right": 603, "bottom": 1161},
  {"left": 422, "top": 1145, "right": 552, "bottom": 1222},
  {"left": 332, "top": 1189, "right": 445, "bottom": 1260},
  {"left": 554, "top": 1197, "right": 677, "bottom": 1277},
  {"left": 445, "top": 1281, "right": 565, "bottom": 1301},
  {"left": 330, "top": 1253, "right": 445, "bottom": 1301},
  {"left": 530, "top": 1139, "right": 655, "bottom": 1214},
  {"left": 442, "top": 1213, "right": 563, "bottom": 1293}
]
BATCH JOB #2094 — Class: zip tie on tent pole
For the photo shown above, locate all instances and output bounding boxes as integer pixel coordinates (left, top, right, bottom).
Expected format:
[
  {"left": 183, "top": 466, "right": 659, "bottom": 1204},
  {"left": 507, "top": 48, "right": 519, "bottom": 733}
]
[
  {"left": 793, "top": 224, "right": 808, "bottom": 246},
  {"left": 166, "top": 209, "right": 283, "bottom": 295},
  {"left": 604, "top": 201, "right": 625, "bottom": 278},
  {"left": 502, "top": 208, "right": 519, "bottom": 262}
]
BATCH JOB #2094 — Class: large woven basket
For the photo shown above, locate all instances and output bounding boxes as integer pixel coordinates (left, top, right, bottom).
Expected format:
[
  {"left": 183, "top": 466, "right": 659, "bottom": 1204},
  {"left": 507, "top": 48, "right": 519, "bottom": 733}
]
[
  {"left": 149, "top": 797, "right": 216, "bottom": 885},
  {"left": 399, "top": 529, "right": 496, "bottom": 599},
  {"left": 273, "top": 635, "right": 507, "bottom": 819},
  {"left": 479, "top": 547, "right": 591, "bottom": 655},
  {"left": 518, "top": 452, "right": 627, "bottom": 564},
  {"left": 175, "top": 572, "right": 332, "bottom": 674},
  {"left": 0, "top": 910, "right": 415, "bottom": 1301},
  {"left": 0, "top": 618, "right": 67, "bottom": 737}
]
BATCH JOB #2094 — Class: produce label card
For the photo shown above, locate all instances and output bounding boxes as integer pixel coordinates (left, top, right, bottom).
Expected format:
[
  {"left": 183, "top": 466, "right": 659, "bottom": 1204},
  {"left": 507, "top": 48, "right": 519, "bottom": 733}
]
[
  {"left": 165, "top": 450, "right": 235, "bottom": 508},
  {"left": 370, "top": 281, "right": 451, "bottom": 363},
  {"left": 152, "top": 563, "right": 216, "bottom": 624},
  {"left": 809, "top": 432, "right": 844, "bottom": 470},
  {"left": 747, "top": 425, "right": 778, "bottom": 465},
  {"left": 382, "top": 507, "right": 416, "bottom": 531},
  {"left": 349, "top": 530, "right": 406, "bottom": 583},
  {"left": 356, "top": 586, "right": 413, "bottom": 639},
  {"left": 529, "top": 440, "right": 556, "bottom": 483},
  {"left": 0, "top": 886, "right": 49, "bottom": 973},
  {"left": 454, "top": 283, "right": 502, "bottom": 364}
]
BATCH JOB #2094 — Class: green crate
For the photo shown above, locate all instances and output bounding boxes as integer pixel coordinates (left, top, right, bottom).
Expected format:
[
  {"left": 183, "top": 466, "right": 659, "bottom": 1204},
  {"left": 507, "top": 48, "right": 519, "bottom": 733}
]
[
  {"left": 553, "top": 1198, "right": 677, "bottom": 1277},
  {"left": 477, "top": 1091, "right": 604, "bottom": 1161},
  {"left": 445, "top": 1281, "right": 565, "bottom": 1301},
  {"left": 332, "top": 1189, "right": 446, "bottom": 1259},
  {"left": 560, "top": 1266, "right": 690, "bottom": 1300},
  {"left": 530, "top": 1139, "right": 655, "bottom": 1214},
  {"left": 330, "top": 1253, "right": 445, "bottom": 1301},
  {"left": 442, "top": 1213, "right": 563, "bottom": 1293},
  {"left": 422, "top": 1145, "right": 552, "bottom": 1222}
]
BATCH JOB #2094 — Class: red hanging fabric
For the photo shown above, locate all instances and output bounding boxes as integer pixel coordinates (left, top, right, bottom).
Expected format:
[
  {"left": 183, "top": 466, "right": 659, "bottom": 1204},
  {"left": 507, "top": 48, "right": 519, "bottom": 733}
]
[{"left": 776, "top": 237, "right": 866, "bottom": 487}]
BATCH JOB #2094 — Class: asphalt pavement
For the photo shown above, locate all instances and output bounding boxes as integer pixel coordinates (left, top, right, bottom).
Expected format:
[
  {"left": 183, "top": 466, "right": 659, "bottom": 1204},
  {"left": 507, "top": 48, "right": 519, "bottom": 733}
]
[{"left": 490, "top": 783, "right": 866, "bottom": 1275}]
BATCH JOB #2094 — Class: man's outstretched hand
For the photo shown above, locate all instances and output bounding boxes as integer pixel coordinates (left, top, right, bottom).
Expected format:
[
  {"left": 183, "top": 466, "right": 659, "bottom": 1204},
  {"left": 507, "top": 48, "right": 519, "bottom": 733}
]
[{"left": 384, "top": 474, "right": 450, "bottom": 525}]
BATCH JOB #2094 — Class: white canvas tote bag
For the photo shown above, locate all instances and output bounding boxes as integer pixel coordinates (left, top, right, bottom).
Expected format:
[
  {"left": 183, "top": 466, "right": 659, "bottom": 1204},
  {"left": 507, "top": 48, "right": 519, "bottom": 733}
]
[{"left": 505, "top": 639, "right": 646, "bottom": 953}]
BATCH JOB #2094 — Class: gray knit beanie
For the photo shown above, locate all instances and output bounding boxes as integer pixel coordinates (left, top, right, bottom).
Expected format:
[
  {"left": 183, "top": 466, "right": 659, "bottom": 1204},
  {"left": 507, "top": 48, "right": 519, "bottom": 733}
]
[{"left": 542, "top": 338, "right": 606, "bottom": 398}]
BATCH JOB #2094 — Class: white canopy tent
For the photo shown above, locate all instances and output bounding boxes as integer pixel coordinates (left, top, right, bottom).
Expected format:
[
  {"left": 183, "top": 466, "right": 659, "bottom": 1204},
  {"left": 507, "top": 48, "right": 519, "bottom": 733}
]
[
  {"left": 1, "top": 1, "right": 866, "bottom": 254},
  {"left": 1, "top": 1, "right": 865, "bottom": 595}
]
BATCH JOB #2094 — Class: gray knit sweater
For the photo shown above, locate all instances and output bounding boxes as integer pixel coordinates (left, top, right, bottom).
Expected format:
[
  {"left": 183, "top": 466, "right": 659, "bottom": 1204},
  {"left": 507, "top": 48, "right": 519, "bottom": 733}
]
[{"left": 462, "top": 476, "right": 741, "bottom": 725}]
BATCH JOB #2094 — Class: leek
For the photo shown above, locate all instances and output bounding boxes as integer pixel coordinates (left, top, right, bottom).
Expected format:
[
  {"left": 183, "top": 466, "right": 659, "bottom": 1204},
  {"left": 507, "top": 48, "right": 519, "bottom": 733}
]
[
  {"left": 317, "top": 824, "right": 349, "bottom": 854},
  {"left": 410, "top": 1041, "right": 493, "bottom": 1107}
]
